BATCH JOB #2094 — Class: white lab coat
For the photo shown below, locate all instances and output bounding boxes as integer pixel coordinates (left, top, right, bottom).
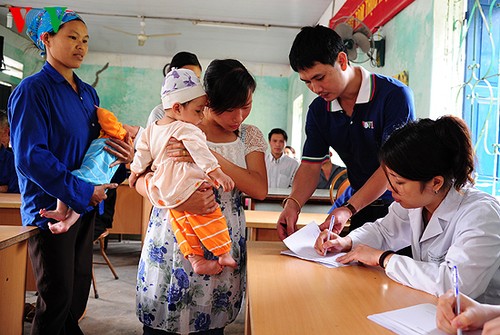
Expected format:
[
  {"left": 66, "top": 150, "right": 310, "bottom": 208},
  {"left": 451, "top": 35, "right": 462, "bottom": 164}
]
[{"left": 348, "top": 186, "right": 500, "bottom": 304}]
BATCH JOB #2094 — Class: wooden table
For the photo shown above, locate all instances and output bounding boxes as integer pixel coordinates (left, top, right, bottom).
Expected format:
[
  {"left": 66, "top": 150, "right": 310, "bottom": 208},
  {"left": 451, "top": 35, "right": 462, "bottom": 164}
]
[
  {"left": 245, "top": 210, "right": 326, "bottom": 241},
  {"left": 246, "top": 241, "right": 437, "bottom": 335},
  {"left": 111, "top": 182, "right": 152, "bottom": 242},
  {"left": 245, "top": 188, "right": 332, "bottom": 213},
  {"left": 0, "top": 193, "right": 23, "bottom": 226},
  {"left": 0, "top": 193, "right": 38, "bottom": 291},
  {"left": 0, "top": 226, "right": 38, "bottom": 334}
]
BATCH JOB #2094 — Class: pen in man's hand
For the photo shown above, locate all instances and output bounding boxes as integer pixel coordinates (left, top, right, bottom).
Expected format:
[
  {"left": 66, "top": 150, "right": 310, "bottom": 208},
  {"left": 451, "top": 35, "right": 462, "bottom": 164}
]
[
  {"left": 452, "top": 265, "right": 462, "bottom": 335},
  {"left": 324, "top": 215, "right": 335, "bottom": 256}
]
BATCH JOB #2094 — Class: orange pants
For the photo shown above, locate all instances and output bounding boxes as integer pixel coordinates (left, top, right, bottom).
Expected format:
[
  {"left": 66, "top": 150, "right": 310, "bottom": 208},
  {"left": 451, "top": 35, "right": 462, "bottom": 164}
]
[{"left": 169, "top": 207, "right": 231, "bottom": 258}]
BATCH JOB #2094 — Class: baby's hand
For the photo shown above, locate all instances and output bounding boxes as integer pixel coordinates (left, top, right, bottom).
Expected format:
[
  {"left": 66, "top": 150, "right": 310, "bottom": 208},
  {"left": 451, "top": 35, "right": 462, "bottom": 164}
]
[
  {"left": 209, "top": 169, "right": 234, "bottom": 192},
  {"left": 128, "top": 172, "right": 138, "bottom": 188}
]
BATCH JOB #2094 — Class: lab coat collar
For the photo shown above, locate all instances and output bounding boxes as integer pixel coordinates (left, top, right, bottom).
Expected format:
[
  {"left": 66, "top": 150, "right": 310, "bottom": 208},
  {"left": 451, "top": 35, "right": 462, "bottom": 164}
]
[
  {"left": 328, "top": 66, "right": 373, "bottom": 112},
  {"left": 409, "top": 209, "right": 424, "bottom": 253},
  {"left": 419, "top": 188, "right": 464, "bottom": 243}
]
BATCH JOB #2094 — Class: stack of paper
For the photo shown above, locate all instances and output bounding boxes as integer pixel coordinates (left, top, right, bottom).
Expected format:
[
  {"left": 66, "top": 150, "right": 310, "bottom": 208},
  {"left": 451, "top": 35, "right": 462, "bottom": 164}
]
[
  {"left": 281, "top": 221, "right": 346, "bottom": 268},
  {"left": 368, "top": 303, "right": 481, "bottom": 335}
]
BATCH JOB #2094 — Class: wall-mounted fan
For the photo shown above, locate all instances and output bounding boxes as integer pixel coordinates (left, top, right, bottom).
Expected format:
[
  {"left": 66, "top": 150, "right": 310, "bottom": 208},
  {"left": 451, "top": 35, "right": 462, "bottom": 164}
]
[
  {"left": 104, "top": 16, "right": 181, "bottom": 46},
  {"left": 331, "top": 16, "right": 385, "bottom": 67}
]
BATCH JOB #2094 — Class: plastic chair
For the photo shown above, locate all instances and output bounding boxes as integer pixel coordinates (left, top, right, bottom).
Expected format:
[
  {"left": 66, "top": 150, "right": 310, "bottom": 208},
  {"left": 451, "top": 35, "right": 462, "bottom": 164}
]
[
  {"left": 329, "top": 169, "right": 350, "bottom": 204},
  {"left": 91, "top": 229, "right": 118, "bottom": 299}
]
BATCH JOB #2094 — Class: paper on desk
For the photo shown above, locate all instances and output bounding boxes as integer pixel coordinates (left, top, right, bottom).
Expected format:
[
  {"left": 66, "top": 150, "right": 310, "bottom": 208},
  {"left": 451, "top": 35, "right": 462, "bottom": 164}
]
[
  {"left": 281, "top": 221, "right": 346, "bottom": 268},
  {"left": 368, "top": 303, "right": 481, "bottom": 335}
]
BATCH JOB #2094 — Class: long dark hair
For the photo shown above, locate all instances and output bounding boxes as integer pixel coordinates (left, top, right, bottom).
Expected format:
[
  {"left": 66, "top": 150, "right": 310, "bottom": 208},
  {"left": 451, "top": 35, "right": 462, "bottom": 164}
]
[
  {"left": 203, "top": 59, "right": 256, "bottom": 115},
  {"left": 380, "top": 115, "right": 475, "bottom": 191}
]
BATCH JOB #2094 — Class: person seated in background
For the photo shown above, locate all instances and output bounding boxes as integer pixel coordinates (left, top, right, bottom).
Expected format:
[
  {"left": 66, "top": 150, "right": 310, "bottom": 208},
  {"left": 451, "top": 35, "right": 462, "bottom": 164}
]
[
  {"left": 315, "top": 116, "right": 500, "bottom": 303},
  {"left": 437, "top": 289, "right": 500, "bottom": 334},
  {"left": 284, "top": 145, "right": 299, "bottom": 161},
  {"left": 265, "top": 128, "right": 299, "bottom": 188},
  {"left": 317, "top": 148, "right": 346, "bottom": 190},
  {"left": 0, "top": 110, "right": 19, "bottom": 193}
]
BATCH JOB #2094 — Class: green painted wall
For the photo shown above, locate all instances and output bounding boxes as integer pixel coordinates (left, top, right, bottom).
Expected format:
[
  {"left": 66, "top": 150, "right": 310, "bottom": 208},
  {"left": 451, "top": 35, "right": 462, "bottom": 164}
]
[
  {"left": 1, "top": 23, "right": 289, "bottom": 135},
  {"left": 0, "top": 25, "right": 44, "bottom": 86},
  {"left": 363, "top": 0, "right": 434, "bottom": 119},
  {"left": 76, "top": 64, "right": 289, "bottom": 134},
  {"left": 76, "top": 64, "right": 164, "bottom": 128},
  {"left": 0, "top": 0, "right": 447, "bottom": 146},
  {"left": 248, "top": 75, "right": 289, "bottom": 139}
]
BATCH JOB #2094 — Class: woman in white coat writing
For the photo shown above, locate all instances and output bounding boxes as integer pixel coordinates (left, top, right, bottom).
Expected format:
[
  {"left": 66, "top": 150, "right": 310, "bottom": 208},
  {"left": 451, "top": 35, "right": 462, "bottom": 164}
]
[{"left": 315, "top": 115, "right": 500, "bottom": 304}]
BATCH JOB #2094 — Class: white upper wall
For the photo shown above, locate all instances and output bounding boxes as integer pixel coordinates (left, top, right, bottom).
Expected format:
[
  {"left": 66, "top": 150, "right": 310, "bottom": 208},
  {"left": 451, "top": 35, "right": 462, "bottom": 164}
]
[{"left": 84, "top": 52, "right": 292, "bottom": 78}]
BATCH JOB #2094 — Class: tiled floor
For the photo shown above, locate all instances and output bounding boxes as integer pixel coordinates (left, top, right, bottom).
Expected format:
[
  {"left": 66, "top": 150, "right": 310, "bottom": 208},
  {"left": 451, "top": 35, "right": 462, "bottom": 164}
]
[{"left": 24, "top": 239, "right": 245, "bottom": 335}]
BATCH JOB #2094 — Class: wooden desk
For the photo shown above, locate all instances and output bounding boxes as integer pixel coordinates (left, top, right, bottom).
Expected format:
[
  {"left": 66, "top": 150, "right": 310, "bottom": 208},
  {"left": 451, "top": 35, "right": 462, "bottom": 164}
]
[
  {"left": 0, "top": 193, "right": 38, "bottom": 291},
  {"left": 245, "top": 188, "right": 332, "bottom": 213},
  {"left": 246, "top": 241, "right": 437, "bottom": 335},
  {"left": 0, "top": 193, "right": 23, "bottom": 226},
  {"left": 0, "top": 226, "right": 38, "bottom": 334},
  {"left": 245, "top": 210, "right": 326, "bottom": 241},
  {"left": 110, "top": 183, "right": 152, "bottom": 240}
]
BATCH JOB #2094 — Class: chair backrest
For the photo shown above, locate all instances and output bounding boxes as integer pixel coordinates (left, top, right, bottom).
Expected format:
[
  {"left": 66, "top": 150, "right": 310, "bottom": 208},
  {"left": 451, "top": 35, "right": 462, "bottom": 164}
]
[{"left": 329, "top": 169, "right": 350, "bottom": 204}]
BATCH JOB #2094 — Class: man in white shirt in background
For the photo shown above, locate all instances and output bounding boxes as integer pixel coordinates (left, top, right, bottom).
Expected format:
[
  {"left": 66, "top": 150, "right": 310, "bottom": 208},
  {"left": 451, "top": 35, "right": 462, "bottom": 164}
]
[{"left": 265, "top": 128, "right": 299, "bottom": 188}]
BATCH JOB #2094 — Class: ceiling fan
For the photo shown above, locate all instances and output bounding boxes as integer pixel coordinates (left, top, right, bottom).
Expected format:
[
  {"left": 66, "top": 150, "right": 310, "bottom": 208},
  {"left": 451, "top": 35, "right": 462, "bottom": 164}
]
[{"left": 104, "top": 16, "right": 181, "bottom": 46}]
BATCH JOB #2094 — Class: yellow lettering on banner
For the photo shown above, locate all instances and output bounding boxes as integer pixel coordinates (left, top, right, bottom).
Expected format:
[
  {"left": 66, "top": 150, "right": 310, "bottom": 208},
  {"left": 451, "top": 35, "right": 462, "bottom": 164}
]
[
  {"left": 365, "top": 0, "right": 378, "bottom": 15},
  {"left": 355, "top": 3, "right": 366, "bottom": 21}
]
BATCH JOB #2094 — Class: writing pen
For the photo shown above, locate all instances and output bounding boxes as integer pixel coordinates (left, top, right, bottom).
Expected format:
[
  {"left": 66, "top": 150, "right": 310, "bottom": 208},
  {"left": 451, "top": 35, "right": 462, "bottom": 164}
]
[
  {"left": 452, "top": 265, "right": 462, "bottom": 335},
  {"left": 324, "top": 215, "right": 335, "bottom": 256}
]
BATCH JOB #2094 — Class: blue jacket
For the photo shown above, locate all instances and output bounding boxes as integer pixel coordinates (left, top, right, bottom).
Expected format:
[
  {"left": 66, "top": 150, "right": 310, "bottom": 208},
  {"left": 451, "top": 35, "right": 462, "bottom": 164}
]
[{"left": 8, "top": 62, "right": 100, "bottom": 228}]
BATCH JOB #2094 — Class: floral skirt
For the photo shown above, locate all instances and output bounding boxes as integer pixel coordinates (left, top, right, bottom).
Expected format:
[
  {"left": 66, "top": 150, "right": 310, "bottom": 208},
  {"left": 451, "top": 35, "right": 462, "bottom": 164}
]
[{"left": 136, "top": 191, "right": 246, "bottom": 333}]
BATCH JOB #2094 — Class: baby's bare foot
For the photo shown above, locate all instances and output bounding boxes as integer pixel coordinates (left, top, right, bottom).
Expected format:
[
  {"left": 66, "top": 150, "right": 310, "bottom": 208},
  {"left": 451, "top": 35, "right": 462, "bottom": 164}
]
[
  {"left": 48, "top": 210, "right": 80, "bottom": 234},
  {"left": 188, "top": 255, "right": 223, "bottom": 275},
  {"left": 218, "top": 253, "right": 237, "bottom": 268},
  {"left": 39, "top": 208, "right": 67, "bottom": 221}
]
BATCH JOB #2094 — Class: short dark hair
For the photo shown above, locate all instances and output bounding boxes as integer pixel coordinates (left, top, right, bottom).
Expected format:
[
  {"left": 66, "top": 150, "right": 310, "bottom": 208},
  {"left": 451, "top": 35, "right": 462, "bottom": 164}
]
[
  {"left": 285, "top": 145, "right": 295, "bottom": 154},
  {"left": 289, "top": 25, "right": 346, "bottom": 72},
  {"left": 268, "top": 128, "right": 288, "bottom": 142},
  {"left": 380, "top": 116, "right": 475, "bottom": 191},
  {"left": 164, "top": 51, "right": 201, "bottom": 76},
  {"left": 203, "top": 59, "right": 256, "bottom": 114}
]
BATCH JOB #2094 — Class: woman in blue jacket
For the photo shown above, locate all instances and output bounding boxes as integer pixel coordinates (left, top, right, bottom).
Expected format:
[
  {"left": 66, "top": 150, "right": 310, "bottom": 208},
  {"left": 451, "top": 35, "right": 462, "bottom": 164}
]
[{"left": 8, "top": 9, "right": 133, "bottom": 334}]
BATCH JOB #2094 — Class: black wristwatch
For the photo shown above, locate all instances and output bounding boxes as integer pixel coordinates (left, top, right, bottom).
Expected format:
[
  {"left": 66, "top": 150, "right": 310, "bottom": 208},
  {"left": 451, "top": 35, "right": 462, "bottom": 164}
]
[{"left": 342, "top": 202, "right": 357, "bottom": 216}]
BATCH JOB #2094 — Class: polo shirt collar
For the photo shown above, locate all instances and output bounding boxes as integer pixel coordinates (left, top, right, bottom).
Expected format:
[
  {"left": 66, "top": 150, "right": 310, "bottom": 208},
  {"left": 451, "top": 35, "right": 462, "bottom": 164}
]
[{"left": 328, "top": 66, "right": 373, "bottom": 112}]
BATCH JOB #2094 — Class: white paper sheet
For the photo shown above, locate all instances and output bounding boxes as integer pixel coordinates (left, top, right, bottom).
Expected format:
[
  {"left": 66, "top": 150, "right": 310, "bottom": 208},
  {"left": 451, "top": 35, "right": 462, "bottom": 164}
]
[
  {"left": 368, "top": 303, "right": 482, "bottom": 335},
  {"left": 280, "top": 221, "right": 346, "bottom": 268}
]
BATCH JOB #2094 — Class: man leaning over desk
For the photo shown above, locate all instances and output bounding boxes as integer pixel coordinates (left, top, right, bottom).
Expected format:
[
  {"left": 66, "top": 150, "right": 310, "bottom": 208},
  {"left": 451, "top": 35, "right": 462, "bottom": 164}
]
[{"left": 278, "top": 25, "right": 415, "bottom": 239}]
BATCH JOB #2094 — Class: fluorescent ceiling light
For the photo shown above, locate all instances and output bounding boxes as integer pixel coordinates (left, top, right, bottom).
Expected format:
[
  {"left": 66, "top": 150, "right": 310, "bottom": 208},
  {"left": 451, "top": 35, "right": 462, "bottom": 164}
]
[{"left": 192, "top": 20, "right": 269, "bottom": 31}]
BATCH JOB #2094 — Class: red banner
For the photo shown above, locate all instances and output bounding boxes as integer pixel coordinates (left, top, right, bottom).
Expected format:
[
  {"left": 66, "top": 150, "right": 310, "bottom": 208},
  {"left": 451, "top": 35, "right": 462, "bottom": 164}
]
[{"left": 329, "top": 0, "right": 415, "bottom": 33}]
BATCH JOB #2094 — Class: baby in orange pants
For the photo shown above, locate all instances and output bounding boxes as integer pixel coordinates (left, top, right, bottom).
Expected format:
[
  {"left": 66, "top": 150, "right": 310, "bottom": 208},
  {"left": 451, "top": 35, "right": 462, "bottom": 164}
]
[
  {"left": 40, "top": 107, "right": 128, "bottom": 234},
  {"left": 129, "top": 68, "right": 237, "bottom": 275}
]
